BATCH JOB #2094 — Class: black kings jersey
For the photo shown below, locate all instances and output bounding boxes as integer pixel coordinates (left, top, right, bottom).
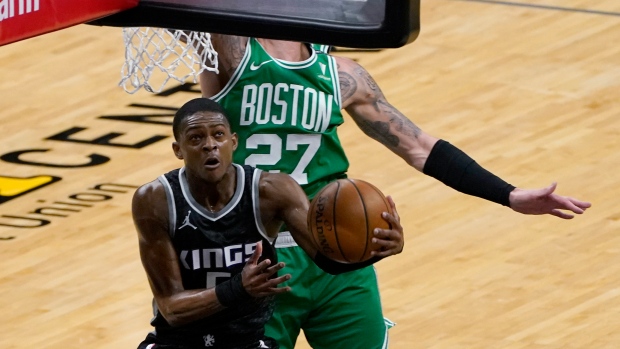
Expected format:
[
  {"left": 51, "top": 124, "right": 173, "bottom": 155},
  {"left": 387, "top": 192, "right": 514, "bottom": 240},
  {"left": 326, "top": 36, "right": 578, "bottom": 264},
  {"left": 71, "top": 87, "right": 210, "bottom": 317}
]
[{"left": 148, "top": 164, "right": 277, "bottom": 349}]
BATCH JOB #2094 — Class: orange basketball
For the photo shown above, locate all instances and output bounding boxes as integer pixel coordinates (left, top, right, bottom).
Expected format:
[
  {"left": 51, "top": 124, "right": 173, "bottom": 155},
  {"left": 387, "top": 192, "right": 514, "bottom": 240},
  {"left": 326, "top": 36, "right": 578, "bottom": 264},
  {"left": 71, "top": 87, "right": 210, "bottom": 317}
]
[{"left": 307, "top": 179, "right": 392, "bottom": 264}]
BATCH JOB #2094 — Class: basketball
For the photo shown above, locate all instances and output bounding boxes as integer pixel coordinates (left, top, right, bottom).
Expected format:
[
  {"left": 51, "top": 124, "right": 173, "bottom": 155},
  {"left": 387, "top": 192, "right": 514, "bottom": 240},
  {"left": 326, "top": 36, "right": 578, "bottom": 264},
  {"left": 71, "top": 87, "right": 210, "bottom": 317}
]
[{"left": 307, "top": 179, "right": 392, "bottom": 264}]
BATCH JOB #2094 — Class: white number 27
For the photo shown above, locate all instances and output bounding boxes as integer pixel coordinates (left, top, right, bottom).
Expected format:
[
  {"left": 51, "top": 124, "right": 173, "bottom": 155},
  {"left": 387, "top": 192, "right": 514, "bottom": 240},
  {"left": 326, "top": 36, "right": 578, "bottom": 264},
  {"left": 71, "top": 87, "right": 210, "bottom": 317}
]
[{"left": 244, "top": 134, "right": 321, "bottom": 185}]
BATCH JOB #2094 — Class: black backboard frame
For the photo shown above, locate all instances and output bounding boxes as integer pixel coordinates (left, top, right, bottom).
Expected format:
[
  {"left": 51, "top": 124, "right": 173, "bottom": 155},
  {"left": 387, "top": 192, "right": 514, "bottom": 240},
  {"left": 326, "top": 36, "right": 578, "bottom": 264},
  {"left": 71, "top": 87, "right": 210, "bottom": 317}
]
[{"left": 89, "top": 0, "right": 420, "bottom": 48}]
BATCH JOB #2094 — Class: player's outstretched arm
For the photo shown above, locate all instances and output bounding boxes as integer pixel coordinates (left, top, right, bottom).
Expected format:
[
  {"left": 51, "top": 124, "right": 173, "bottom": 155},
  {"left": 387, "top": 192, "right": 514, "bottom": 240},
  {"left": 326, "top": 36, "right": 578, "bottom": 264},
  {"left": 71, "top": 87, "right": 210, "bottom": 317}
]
[
  {"left": 337, "top": 56, "right": 591, "bottom": 218},
  {"left": 132, "top": 180, "right": 287, "bottom": 327}
]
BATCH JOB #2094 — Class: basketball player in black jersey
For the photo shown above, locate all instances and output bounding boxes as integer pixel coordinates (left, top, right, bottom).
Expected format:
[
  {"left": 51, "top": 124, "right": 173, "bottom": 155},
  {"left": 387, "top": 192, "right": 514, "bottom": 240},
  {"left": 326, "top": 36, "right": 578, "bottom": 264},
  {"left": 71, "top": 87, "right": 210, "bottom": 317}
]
[{"left": 131, "top": 98, "right": 404, "bottom": 349}]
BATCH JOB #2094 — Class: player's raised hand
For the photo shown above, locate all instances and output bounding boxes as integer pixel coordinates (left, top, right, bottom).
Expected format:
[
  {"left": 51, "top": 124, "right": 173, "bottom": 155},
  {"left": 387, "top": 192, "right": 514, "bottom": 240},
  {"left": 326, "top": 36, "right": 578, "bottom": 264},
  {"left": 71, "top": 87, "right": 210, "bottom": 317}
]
[
  {"left": 241, "top": 241, "right": 291, "bottom": 297},
  {"left": 371, "top": 196, "right": 404, "bottom": 258},
  {"left": 509, "top": 182, "right": 591, "bottom": 219}
]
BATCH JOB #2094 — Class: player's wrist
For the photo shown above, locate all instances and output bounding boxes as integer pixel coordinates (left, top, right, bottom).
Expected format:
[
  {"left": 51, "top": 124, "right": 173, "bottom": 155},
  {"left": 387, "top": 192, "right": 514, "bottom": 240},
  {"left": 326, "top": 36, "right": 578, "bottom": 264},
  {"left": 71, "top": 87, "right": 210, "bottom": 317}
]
[{"left": 215, "top": 273, "right": 252, "bottom": 307}]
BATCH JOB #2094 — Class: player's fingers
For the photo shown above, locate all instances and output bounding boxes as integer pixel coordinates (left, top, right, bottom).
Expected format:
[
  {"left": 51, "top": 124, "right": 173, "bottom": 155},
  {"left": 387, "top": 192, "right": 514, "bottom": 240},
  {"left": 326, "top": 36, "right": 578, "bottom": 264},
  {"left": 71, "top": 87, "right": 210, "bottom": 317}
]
[
  {"left": 268, "top": 274, "right": 291, "bottom": 285},
  {"left": 566, "top": 197, "right": 592, "bottom": 214},
  {"left": 246, "top": 241, "right": 263, "bottom": 266},
  {"left": 555, "top": 196, "right": 586, "bottom": 214},
  {"left": 263, "top": 262, "right": 286, "bottom": 276},
  {"left": 372, "top": 230, "right": 402, "bottom": 252},
  {"left": 380, "top": 212, "right": 401, "bottom": 230},
  {"left": 248, "top": 262, "right": 285, "bottom": 286},
  {"left": 374, "top": 225, "right": 403, "bottom": 254},
  {"left": 371, "top": 235, "right": 396, "bottom": 248},
  {"left": 551, "top": 209, "right": 574, "bottom": 219},
  {"left": 244, "top": 259, "right": 272, "bottom": 282},
  {"left": 372, "top": 228, "right": 397, "bottom": 240},
  {"left": 246, "top": 269, "right": 288, "bottom": 291},
  {"left": 370, "top": 240, "right": 402, "bottom": 257},
  {"left": 255, "top": 286, "right": 291, "bottom": 297},
  {"left": 542, "top": 182, "right": 558, "bottom": 196},
  {"left": 371, "top": 248, "right": 396, "bottom": 258},
  {"left": 256, "top": 274, "right": 291, "bottom": 291},
  {"left": 380, "top": 212, "right": 394, "bottom": 225},
  {"left": 568, "top": 197, "right": 592, "bottom": 210},
  {"left": 386, "top": 195, "right": 400, "bottom": 222},
  {"left": 254, "top": 258, "right": 273, "bottom": 273}
]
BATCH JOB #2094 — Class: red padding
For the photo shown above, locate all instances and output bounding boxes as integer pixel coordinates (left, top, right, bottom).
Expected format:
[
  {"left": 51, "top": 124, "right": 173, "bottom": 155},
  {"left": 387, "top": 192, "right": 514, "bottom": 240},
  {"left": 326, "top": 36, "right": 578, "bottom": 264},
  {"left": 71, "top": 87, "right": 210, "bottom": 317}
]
[{"left": 0, "top": 0, "right": 139, "bottom": 46}]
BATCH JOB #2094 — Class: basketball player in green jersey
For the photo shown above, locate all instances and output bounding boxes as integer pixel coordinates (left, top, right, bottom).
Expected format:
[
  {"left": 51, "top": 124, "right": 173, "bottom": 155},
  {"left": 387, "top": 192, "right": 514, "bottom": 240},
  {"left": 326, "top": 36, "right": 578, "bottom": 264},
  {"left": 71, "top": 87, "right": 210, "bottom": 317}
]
[{"left": 199, "top": 36, "right": 591, "bottom": 349}]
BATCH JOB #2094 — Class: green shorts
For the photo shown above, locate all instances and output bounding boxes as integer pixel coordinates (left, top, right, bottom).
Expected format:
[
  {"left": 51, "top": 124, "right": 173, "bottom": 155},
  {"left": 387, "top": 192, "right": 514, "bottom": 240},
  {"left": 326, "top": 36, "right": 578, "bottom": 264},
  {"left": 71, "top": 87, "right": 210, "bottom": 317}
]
[{"left": 265, "top": 241, "right": 393, "bottom": 349}]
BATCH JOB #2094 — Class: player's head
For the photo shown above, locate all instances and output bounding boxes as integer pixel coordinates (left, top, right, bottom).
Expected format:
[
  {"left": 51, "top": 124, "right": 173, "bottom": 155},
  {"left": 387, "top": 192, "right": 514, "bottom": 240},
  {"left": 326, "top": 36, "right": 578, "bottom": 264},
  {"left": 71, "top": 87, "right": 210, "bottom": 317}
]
[
  {"left": 172, "top": 98, "right": 238, "bottom": 183},
  {"left": 173, "top": 98, "right": 232, "bottom": 140}
]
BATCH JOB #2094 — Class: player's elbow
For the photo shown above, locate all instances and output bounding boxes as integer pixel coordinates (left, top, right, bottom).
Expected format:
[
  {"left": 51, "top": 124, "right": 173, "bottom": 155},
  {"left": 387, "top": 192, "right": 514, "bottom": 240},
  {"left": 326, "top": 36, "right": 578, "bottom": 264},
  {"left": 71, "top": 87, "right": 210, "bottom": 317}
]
[
  {"left": 163, "top": 314, "right": 185, "bottom": 327},
  {"left": 161, "top": 311, "right": 192, "bottom": 327},
  {"left": 157, "top": 300, "right": 191, "bottom": 327}
]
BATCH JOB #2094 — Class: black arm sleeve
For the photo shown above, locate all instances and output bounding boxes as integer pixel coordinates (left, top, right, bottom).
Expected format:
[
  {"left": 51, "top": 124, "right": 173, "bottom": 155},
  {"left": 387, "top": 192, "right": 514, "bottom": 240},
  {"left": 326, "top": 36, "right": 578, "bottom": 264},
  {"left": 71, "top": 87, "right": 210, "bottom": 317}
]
[
  {"left": 422, "top": 140, "right": 516, "bottom": 207},
  {"left": 313, "top": 252, "right": 381, "bottom": 275},
  {"left": 215, "top": 273, "right": 251, "bottom": 307}
]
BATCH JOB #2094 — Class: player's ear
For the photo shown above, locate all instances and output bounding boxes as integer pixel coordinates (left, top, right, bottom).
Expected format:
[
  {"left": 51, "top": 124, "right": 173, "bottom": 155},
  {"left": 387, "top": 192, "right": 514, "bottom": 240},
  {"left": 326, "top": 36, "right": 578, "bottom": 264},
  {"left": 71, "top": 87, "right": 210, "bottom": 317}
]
[
  {"left": 172, "top": 141, "right": 183, "bottom": 159},
  {"left": 231, "top": 132, "right": 238, "bottom": 151}
]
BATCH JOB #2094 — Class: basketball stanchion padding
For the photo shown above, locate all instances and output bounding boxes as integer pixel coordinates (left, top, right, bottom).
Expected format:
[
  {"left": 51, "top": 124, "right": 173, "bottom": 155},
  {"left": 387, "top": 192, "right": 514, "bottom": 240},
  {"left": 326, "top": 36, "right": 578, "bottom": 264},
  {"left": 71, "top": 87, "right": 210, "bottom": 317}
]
[{"left": 0, "top": 0, "right": 139, "bottom": 46}]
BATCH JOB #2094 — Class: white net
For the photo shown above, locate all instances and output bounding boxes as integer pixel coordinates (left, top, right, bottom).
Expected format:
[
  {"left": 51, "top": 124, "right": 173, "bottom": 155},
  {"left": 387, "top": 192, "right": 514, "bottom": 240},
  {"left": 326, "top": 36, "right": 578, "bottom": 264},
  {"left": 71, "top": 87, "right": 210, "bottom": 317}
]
[{"left": 120, "top": 27, "right": 218, "bottom": 94}]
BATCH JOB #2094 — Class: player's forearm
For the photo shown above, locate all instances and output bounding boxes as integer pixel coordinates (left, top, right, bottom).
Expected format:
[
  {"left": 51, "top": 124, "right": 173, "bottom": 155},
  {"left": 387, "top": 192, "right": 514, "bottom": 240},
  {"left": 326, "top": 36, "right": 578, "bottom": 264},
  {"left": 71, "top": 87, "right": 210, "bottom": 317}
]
[
  {"left": 157, "top": 289, "right": 226, "bottom": 327},
  {"left": 347, "top": 99, "right": 437, "bottom": 171},
  {"left": 422, "top": 139, "right": 516, "bottom": 206},
  {"left": 363, "top": 109, "right": 516, "bottom": 206}
]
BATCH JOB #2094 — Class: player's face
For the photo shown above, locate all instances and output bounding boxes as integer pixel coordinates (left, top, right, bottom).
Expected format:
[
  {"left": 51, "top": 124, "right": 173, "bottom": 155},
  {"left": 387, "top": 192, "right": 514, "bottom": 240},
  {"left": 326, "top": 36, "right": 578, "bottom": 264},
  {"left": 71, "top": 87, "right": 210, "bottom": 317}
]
[{"left": 173, "top": 111, "right": 238, "bottom": 183}]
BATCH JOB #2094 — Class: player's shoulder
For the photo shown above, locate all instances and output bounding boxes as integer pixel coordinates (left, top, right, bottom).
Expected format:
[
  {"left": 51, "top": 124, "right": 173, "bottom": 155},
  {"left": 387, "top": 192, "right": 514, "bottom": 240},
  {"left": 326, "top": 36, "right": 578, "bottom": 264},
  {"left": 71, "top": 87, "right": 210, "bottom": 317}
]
[
  {"left": 132, "top": 178, "right": 171, "bottom": 223},
  {"left": 332, "top": 55, "right": 360, "bottom": 73},
  {"left": 257, "top": 172, "right": 302, "bottom": 202},
  {"left": 257, "top": 172, "right": 308, "bottom": 217},
  {"left": 258, "top": 171, "right": 297, "bottom": 192},
  {"left": 133, "top": 178, "right": 166, "bottom": 203}
]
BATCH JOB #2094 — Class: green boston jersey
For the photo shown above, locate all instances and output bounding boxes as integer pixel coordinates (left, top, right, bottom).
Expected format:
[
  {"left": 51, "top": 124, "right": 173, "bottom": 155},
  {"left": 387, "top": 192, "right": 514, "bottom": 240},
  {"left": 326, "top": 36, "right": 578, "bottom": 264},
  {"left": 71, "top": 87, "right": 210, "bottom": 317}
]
[{"left": 212, "top": 38, "right": 349, "bottom": 199}]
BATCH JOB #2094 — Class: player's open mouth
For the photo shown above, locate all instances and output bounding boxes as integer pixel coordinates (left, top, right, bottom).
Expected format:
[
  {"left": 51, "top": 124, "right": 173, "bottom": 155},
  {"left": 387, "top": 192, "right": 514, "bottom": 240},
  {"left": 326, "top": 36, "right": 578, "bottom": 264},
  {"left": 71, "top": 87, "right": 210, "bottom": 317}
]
[{"left": 204, "top": 158, "right": 220, "bottom": 169}]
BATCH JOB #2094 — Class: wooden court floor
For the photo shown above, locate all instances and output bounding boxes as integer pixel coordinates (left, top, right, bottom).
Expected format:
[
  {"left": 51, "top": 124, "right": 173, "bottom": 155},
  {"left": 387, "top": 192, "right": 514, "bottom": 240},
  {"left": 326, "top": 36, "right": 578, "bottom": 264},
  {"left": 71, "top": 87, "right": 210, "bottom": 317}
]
[{"left": 1, "top": 1, "right": 619, "bottom": 348}]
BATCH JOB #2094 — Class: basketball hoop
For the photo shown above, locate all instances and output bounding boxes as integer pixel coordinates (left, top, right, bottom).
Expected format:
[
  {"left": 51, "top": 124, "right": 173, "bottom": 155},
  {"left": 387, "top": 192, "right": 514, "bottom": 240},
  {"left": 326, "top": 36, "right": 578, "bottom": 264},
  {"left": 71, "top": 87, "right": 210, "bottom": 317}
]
[{"left": 120, "top": 27, "right": 218, "bottom": 94}]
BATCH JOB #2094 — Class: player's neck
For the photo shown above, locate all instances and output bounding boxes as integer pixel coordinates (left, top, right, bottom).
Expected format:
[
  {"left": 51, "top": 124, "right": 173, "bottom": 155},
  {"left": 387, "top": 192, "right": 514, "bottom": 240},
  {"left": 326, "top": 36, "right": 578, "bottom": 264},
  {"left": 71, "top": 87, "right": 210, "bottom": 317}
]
[
  {"left": 186, "top": 166, "right": 237, "bottom": 212},
  {"left": 257, "top": 39, "right": 310, "bottom": 62}
]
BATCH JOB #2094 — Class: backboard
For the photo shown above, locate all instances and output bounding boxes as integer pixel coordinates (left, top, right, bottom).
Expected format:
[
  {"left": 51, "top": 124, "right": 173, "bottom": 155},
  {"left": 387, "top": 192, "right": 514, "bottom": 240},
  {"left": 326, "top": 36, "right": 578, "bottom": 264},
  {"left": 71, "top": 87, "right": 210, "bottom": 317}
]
[{"left": 89, "top": 0, "right": 420, "bottom": 48}]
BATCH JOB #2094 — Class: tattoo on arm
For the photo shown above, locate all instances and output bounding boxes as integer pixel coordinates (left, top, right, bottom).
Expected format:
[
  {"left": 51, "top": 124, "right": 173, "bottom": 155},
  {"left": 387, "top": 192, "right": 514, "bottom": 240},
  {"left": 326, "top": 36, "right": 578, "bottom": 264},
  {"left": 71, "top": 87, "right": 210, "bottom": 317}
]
[
  {"left": 354, "top": 67, "right": 378, "bottom": 91},
  {"left": 377, "top": 99, "right": 422, "bottom": 139},
  {"left": 225, "top": 36, "right": 246, "bottom": 63},
  {"left": 342, "top": 60, "right": 422, "bottom": 148},
  {"left": 353, "top": 91, "right": 422, "bottom": 149},
  {"left": 339, "top": 71, "right": 357, "bottom": 102},
  {"left": 213, "top": 35, "right": 247, "bottom": 75},
  {"left": 357, "top": 119, "right": 401, "bottom": 148}
]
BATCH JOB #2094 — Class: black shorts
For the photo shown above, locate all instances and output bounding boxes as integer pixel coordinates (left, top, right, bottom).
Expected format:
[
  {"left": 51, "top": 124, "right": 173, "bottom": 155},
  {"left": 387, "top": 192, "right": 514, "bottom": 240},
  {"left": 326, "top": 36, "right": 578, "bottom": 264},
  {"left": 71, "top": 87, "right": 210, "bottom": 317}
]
[{"left": 137, "top": 332, "right": 279, "bottom": 349}]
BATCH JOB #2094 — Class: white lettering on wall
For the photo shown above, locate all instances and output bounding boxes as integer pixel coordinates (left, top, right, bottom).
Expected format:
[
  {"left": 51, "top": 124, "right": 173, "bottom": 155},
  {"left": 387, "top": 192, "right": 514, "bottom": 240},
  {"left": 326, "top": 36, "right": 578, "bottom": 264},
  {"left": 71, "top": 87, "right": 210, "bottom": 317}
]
[{"left": 0, "top": 0, "right": 40, "bottom": 22}]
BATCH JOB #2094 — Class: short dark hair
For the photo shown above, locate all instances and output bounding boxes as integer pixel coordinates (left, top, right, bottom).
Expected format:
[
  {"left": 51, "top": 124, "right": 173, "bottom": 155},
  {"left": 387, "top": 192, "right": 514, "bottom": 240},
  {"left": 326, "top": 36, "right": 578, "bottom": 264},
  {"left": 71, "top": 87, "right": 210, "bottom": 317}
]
[{"left": 173, "top": 98, "right": 231, "bottom": 140}]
